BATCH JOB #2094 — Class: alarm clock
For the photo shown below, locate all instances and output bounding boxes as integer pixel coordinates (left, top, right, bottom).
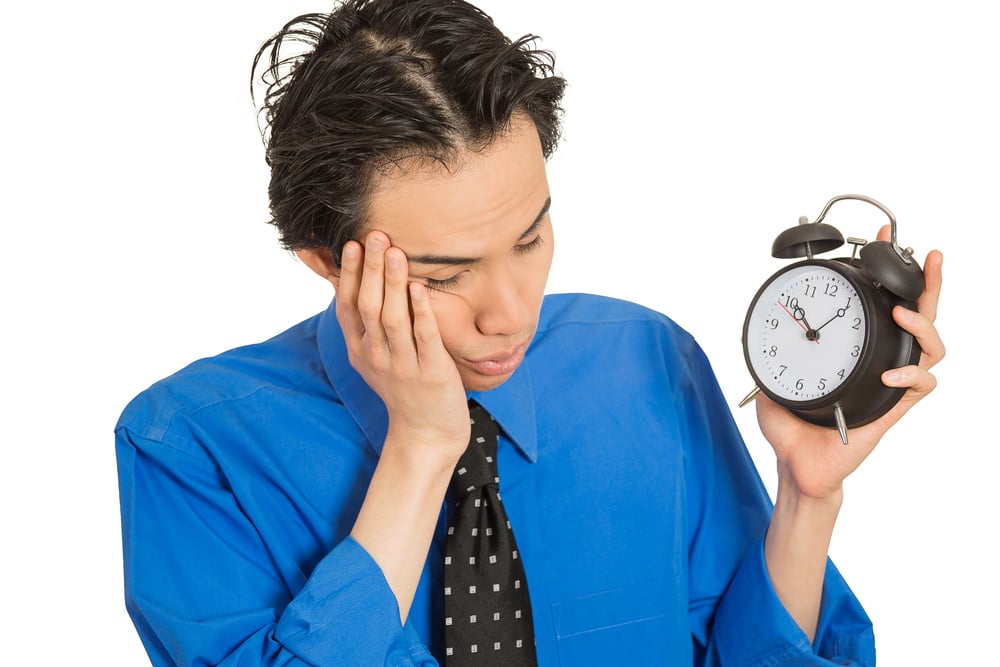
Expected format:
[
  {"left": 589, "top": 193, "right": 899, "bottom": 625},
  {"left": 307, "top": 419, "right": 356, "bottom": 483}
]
[{"left": 739, "top": 194, "right": 924, "bottom": 444}]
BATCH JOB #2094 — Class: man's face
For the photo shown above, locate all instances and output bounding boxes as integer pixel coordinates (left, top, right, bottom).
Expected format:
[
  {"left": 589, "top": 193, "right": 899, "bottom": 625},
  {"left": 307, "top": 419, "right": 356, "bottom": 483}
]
[{"left": 363, "top": 116, "right": 554, "bottom": 392}]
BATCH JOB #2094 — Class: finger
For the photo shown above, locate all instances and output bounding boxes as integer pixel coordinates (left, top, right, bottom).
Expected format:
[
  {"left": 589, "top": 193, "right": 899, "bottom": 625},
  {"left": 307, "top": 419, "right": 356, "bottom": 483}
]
[
  {"left": 894, "top": 304, "right": 946, "bottom": 369},
  {"left": 873, "top": 364, "right": 938, "bottom": 432},
  {"left": 876, "top": 224, "right": 891, "bottom": 243},
  {"left": 409, "top": 282, "right": 447, "bottom": 365},
  {"left": 381, "top": 247, "right": 416, "bottom": 356},
  {"left": 882, "top": 362, "right": 936, "bottom": 391},
  {"left": 916, "top": 249, "right": 943, "bottom": 323},
  {"left": 335, "top": 240, "right": 365, "bottom": 339},
  {"left": 881, "top": 365, "right": 938, "bottom": 416},
  {"left": 357, "top": 231, "right": 390, "bottom": 349}
]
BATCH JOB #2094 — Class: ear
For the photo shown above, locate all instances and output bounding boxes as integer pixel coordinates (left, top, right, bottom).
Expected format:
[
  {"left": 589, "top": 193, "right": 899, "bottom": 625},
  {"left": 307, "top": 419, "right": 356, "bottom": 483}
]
[{"left": 296, "top": 248, "right": 340, "bottom": 289}]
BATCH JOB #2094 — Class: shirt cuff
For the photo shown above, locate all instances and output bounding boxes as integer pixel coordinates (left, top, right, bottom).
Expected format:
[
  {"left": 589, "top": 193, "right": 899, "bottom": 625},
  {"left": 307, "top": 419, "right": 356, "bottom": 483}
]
[
  {"left": 274, "top": 536, "right": 431, "bottom": 665},
  {"left": 714, "top": 535, "right": 875, "bottom": 667}
]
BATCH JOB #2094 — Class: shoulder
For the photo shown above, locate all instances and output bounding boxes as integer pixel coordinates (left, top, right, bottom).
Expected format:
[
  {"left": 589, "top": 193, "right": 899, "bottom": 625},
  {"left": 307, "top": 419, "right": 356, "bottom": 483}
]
[
  {"left": 537, "top": 293, "right": 697, "bottom": 351},
  {"left": 115, "top": 314, "right": 326, "bottom": 446},
  {"left": 530, "top": 293, "right": 713, "bottom": 392},
  {"left": 526, "top": 294, "right": 729, "bottom": 438}
]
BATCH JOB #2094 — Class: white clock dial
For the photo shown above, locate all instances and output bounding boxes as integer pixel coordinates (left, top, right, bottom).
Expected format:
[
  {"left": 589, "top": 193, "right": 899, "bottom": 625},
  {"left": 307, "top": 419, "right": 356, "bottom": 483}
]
[{"left": 746, "top": 264, "right": 867, "bottom": 402}]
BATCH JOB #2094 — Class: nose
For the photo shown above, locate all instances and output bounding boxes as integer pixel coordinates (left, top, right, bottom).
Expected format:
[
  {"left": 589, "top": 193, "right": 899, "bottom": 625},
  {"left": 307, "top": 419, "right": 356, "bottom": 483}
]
[{"left": 473, "top": 270, "right": 529, "bottom": 337}]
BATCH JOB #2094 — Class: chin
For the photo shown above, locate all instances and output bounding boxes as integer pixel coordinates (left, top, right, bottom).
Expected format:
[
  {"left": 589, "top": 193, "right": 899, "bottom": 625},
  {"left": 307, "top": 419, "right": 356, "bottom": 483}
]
[{"left": 460, "top": 372, "right": 514, "bottom": 393}]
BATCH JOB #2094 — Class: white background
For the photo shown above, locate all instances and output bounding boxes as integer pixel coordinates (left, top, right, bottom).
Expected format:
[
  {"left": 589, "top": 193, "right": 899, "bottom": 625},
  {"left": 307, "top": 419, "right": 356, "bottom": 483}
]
[{"left": 3, "top": 1, "right": 995, "bottom": 664}]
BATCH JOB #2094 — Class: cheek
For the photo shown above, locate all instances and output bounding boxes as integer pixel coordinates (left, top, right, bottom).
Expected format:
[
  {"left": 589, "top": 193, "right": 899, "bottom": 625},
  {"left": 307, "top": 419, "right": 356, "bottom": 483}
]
[
  {"left": 428, "top": 297, "right": 472, "bottom": 349},
  {"left": 524, "top": 241, "right": 554, "bottom": 300}
]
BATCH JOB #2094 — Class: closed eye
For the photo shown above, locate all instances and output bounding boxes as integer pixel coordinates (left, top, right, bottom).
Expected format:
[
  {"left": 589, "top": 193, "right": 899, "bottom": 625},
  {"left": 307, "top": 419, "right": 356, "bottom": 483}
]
[
  {"left": 423, "top": 272, "right": 465, "bottom": 292},
  {"left": 514, "top": 234, "right": 544, "bottom": 255}
]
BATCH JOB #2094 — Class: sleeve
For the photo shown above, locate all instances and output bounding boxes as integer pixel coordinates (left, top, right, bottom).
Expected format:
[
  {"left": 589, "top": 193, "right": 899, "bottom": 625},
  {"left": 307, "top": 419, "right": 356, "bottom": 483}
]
[
  {"left": 674, "top": 336, "right": 875, "bottom": 667},
  {"left": 115, "top": 427, "right": 438, "bottom": 667}
]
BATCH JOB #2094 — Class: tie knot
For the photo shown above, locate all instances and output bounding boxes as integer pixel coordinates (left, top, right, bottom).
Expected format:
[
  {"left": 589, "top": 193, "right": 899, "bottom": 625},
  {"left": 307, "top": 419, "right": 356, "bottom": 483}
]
[{"left": 448, "top": 402, "right": 500, "bottom": 500}]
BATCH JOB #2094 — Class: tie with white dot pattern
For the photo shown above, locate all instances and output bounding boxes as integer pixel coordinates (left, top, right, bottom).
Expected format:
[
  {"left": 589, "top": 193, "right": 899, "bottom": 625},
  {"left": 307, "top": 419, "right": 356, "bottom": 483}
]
[{"left": 443, "top": 401, "right": 537, "bottom": 666}]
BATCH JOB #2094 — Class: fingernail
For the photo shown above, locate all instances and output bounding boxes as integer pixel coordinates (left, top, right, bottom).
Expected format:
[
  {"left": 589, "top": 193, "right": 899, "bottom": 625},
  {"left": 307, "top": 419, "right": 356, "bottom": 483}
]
[
  {"left": 883, "top": 370, "right": 903, "bottom": 385},
  {"left": 342, "top": 243, "right": 359, "bottom": 260},
  {"left": 386, "top": 252, "right": 401, "bottom": 269}
]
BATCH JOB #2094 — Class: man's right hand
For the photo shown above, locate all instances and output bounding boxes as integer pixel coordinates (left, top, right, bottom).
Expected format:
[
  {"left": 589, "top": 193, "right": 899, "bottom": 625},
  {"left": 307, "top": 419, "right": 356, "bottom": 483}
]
[{"left": 336, "top": 230, "right": 471, "bottom": 463}]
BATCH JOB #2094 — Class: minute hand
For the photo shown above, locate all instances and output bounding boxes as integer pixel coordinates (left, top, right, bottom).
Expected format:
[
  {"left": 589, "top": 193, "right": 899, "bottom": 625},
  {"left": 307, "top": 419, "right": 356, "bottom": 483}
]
[{"left": 815, "top": 298, "right": 853, "bottom": 333}]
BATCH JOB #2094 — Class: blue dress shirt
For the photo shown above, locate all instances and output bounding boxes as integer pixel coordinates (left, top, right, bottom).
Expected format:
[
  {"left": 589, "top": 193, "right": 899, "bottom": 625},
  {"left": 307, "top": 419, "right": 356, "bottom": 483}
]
[{"left": 115, "top": 293, "right": 875, "bottom": 666}]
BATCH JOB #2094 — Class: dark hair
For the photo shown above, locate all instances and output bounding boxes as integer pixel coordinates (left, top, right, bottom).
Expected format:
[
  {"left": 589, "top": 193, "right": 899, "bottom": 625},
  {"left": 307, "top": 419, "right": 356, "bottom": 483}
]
[{"left": 251, "top": 0, "right": 567, "bottom": 264}]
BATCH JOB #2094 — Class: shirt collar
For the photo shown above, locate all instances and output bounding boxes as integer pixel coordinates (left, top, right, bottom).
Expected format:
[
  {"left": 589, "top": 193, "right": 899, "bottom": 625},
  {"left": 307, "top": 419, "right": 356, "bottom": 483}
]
[{"left": 316, "top": 298, "right": 538, "bottom": 463}]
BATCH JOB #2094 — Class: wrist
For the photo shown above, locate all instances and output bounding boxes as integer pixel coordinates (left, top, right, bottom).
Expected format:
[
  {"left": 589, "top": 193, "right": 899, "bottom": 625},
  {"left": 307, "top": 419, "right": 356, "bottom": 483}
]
[
  {"left": 774, "top": 467, "right": 843, "bottom": 527},
  {"left": 382, "top": 426, "right": 467, "bottom": 476},
  {"left": 775, "top": 459, "right": 846, "bottom": 506}
]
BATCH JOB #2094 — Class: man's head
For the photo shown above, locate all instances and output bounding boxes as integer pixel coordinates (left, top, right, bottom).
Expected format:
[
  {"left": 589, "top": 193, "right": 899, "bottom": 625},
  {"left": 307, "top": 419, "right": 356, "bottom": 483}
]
[
  {"left": 253, "top": 0, "right": 566, "bottom": 391},
  {"left": 252, "top": 0, "right": 566, "bottom": 265}
]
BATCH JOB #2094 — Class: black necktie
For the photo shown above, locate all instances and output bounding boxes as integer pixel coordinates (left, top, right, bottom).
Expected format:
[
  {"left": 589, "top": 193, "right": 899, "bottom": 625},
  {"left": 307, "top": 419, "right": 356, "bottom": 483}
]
[{"left": 443, "top": 401, "right": 537, "bottom": 666}]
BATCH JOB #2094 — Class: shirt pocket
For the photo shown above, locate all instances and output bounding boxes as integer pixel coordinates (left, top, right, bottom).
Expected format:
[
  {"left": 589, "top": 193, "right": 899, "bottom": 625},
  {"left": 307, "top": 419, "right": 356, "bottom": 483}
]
[{"left": 550, "top": 578, "right": 688, "bottom": 665}]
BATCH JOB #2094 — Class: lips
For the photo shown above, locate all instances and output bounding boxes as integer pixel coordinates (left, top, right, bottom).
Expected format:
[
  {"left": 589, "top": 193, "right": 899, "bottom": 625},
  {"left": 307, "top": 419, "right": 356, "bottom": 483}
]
[{"left": 464, "top": 343, "right": 528, "bottom": 377}]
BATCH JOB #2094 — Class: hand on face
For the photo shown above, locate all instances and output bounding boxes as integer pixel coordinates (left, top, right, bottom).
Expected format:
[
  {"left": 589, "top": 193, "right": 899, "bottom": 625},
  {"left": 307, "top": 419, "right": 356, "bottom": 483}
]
[
  {"left": 336, "top": 230, "right": 471, "bottom": 462},
  {"left": 756, "top": 225, "right": 945, "bottom": 500}
]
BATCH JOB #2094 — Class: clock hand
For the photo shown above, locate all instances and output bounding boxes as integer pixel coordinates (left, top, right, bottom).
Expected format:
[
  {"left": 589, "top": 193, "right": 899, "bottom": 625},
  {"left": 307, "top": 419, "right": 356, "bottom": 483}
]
[
  {"left": 794, "top": 305, "right": 816, "bottom": 332},
  {"left": 814, "top": 312, "right": 842, "bottom": 333},
  {"left": 777, "top": 301, "right": 807, "bottom": 332},
  {"left": 777, "top": 300, "right": 820, "bottom": 343},
  {"left": 815, "top": 298, "right": 853, "bottom": 333}
]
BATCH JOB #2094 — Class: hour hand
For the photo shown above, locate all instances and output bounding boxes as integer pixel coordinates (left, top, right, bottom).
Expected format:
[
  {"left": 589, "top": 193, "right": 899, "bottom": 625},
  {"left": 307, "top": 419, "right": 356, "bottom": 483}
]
[
  {"left": 778, "top": 301, "right": 819, "bottom": 341},
  {"left": 793, "top": 305, "right": 815, "bottom": 332}
]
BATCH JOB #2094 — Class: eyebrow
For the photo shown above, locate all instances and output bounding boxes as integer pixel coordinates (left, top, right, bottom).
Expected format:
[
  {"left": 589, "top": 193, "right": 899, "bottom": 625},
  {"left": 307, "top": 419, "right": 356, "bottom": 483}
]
[{"left": 406, "top": 197, "right": 552, "bottom": 266}]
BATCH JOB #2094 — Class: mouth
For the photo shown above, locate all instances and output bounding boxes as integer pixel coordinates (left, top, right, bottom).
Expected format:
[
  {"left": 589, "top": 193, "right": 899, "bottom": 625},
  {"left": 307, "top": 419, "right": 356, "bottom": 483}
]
[{"left": 463, "top": 342, "right": 528, "bottom": 377}]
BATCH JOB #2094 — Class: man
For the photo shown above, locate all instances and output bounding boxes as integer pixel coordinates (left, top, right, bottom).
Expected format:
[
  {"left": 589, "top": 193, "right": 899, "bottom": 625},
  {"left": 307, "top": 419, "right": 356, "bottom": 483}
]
[{"left": 115, "top": 1, "right": 945, "bottom": 665}]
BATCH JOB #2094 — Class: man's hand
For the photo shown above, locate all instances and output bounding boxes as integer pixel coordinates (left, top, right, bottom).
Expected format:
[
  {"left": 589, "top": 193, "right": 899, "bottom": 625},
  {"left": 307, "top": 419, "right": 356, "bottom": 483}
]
[{"left": 336, "top": 230, "right": 471, "bottom": 463}]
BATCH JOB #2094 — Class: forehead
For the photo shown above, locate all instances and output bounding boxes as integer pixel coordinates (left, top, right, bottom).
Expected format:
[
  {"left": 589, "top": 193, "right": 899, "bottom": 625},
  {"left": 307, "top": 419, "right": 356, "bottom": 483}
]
[{"left": 364, "top": 117, "right": 550, "bottom": 252}]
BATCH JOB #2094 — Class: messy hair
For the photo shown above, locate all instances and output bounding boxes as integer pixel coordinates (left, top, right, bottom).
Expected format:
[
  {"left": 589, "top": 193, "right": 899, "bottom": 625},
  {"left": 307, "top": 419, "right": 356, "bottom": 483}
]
[{"left": 251, "top": 0, "right": 567, "bottom": 264}]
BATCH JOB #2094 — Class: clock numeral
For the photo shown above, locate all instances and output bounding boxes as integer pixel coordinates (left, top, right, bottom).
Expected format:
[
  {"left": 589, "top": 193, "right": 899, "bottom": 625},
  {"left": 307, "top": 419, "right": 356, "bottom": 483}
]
[
  {"left": 803, "top": 285, "right": 817, "bottom": 298},
  {"left": 783, "top": 295, "right": 799, "bottom": 309},
  {"left": 852, "top": 317, "right": 861, "bottom": 330},
  {"left": 778, "top": 365, "right": 788, "bottom": 377},
  {"left": 824, "top": 283, "right": 839, "bottom": 297},
  {"left": 851, "top": 345, "right": 860, "bottom": 358},
  {"left": 837, "top": 368, "right": 846, "bottom": 380},
  {"left": 818, "top": 378, "right": 827, "bottom": 391},
  {"left": 795, "top": 378, "right": 804, "bottom": 391},
  {"left": 767, "top": 346, "right": 778, "bottom": 357},
  {"left": 768, "top": 318, "right": 779, "bottom": 330}
]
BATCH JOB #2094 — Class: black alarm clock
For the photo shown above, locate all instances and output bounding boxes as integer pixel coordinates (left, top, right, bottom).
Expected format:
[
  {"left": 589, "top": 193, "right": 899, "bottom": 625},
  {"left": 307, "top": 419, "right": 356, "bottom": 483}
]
[{"left": 739, "top": 194, "right": 924, "bottom": 444}]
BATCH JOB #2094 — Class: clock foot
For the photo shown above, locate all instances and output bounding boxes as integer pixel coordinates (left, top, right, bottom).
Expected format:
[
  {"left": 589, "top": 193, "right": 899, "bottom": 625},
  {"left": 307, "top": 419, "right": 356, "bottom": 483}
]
[
  {"left": 833, "top": 405, "right": 849, "bottom": 445},
  {"left": 739, "top": 386, "right": 761, "bottom": 408}
]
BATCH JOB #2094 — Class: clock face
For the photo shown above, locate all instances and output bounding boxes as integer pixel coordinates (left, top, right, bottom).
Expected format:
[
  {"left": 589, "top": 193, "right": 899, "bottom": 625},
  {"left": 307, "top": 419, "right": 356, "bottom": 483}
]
[{"left": 745, "top": 263, "right": 868, "bottom": 403}]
